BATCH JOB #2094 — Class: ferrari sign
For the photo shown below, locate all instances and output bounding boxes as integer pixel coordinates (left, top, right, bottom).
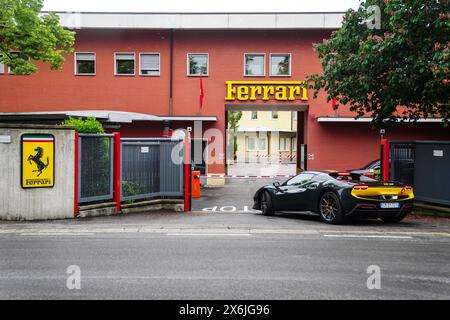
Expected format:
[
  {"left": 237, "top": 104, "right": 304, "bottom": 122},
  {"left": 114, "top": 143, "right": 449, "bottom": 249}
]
[
  {"left": 225, "top": 81, "right": 308, "bottom": 102},
  {"left": 21, "top": 134, "right": 55, "bottom": 188}
]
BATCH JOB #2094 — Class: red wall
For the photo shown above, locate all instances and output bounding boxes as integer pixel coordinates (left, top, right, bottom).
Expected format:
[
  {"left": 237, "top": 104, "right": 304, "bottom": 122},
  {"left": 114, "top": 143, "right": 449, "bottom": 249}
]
[{"left": 1, "top": 29, "right": 448, "bottom": 173}]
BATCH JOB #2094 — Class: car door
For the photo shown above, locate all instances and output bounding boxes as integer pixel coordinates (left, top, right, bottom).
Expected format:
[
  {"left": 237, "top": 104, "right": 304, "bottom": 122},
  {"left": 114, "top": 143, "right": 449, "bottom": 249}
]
[{"left": 275, "top": 173, "right": 316, "bottom": 211}]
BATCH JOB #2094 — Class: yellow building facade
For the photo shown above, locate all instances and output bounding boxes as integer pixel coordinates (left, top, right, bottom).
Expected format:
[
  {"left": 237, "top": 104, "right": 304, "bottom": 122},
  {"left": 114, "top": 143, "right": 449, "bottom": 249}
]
[{"left": 235, "top": 111, "right": 297, "bottom": 163}]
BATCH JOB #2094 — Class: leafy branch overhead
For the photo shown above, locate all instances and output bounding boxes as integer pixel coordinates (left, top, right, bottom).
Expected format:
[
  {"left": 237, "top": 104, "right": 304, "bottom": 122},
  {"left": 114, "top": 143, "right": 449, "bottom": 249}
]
[
  {"left": 0, "top": 0, "right": 75, "bottom": 74},
  {"left": 307, "top": 0, "right": 449, "bottom": 127}
]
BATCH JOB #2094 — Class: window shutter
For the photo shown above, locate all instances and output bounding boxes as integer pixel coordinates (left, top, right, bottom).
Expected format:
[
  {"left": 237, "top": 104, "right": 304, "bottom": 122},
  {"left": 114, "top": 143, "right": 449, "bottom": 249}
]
[
  {"left": 141, "top": 54, "right": 159, "bottom": 70},
  {"left": 116, "top": 53, "right": 134, "bottom": 60},
  {"left": 76, "top": 53, "right": 95, "bottom": 61}
]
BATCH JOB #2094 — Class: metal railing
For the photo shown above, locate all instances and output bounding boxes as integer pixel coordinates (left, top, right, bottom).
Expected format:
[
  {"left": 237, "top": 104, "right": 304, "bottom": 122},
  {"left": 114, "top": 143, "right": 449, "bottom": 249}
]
[
  {"left": 78, "top": 134, "right": 114, "bottom": 203},
  {"left": 121, "top": 138, "right": 184, "bottom": 202}
]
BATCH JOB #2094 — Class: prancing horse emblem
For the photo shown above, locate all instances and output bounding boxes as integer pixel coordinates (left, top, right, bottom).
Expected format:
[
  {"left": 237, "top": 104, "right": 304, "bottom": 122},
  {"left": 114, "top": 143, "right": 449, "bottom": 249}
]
[{"left": 27, "top": 147, "right": 49, "bottom": 177}]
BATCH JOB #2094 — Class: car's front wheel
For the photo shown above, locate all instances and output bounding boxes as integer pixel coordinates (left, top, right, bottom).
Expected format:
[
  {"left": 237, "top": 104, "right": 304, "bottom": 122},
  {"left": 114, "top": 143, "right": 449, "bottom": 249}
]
[
  {"left": 319, "top": 191, "right": 345, "bottom": 224},
  {"left": 260, "top": 191, "right": 275, "bottom": 216}
]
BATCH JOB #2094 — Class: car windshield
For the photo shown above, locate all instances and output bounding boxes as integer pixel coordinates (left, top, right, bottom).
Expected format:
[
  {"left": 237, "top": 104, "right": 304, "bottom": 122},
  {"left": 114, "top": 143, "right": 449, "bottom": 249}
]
[{"left": 284, "top": 173, "right": 315, "bottom": 186}]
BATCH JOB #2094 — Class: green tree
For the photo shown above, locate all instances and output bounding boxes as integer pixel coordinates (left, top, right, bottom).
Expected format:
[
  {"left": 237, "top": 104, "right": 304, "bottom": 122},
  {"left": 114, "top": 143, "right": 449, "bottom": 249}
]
[
  {"left": 0, "top": 0, "right": 75, "bottom": 74},
  {"left": 228, "top": 111, "right": 243, "bottom": 161},
  {"left": 307, "top": 0, "right": 449, "bottom": 127}
]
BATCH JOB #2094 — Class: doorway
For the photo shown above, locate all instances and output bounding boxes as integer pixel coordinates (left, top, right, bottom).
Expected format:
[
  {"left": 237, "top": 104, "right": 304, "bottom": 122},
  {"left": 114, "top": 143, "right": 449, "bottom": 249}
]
[{"left": 225, "top": 104, "right": 308, "bottom": 177}]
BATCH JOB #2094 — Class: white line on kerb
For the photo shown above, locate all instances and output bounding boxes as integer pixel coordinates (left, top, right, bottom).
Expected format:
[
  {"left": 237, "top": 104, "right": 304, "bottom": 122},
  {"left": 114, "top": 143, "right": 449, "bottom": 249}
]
[
  {"left": 20, "top": 232, "right": 95, "bottom": 236},
  {"left": 166, "top": 233, "right": 251, "bottom": 237},
  {"left": 323, "top": 234, "right": 413, "bottom": 239}
]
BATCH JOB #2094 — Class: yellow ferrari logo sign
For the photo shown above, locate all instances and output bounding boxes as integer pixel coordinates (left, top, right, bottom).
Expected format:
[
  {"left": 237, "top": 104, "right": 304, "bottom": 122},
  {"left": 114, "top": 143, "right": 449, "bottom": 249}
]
[{"left": 21, "top": 134, "right": 55, "bottom": 188}]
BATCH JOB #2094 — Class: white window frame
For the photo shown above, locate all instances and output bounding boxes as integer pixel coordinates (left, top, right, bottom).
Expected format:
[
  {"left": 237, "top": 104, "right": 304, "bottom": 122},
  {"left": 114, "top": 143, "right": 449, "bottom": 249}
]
[
  {"left": 187, "top": 53, "right": 209, "bottom": 76},
  {"left": 279, "top": 137, "right": 289, "bottom": 152},
  {"left": 250, "top": 111, "right": 258, "bottom": 120},
  {"left": 246, "top": 137, "right": 266, "bottom": 152},
  {"left": 0, "top": 54, "right": 4, "bottom": 74},
  {"left": 270, "top": 53, "right": 292, "bottom": 77},
  {"left": 114, "top": 52, "right": 135, "bottom": 76},
  {"left": 74, "top": 52, "right": 96, "bottom": 76},
  {"left": 139, "top": 52, "right": 160, "bottom": 76},
  {"left": 244, "top": 53, "right": 266, "bottom": 77}
]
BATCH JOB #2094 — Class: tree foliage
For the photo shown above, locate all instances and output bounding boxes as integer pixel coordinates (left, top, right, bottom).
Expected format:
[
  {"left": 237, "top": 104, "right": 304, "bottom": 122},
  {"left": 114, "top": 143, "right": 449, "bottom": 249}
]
[
  {"left": 62, "top": 117, "right": 105, "bottom": 134},
  {"left": 228, "top": 111, "right": 243, "bottom": 160},
  {"left": 307, "top": 0, "right": 450, "bottom": 127},
  {"left": 0, "top": 0, "right": 74, "bottom": 74}
]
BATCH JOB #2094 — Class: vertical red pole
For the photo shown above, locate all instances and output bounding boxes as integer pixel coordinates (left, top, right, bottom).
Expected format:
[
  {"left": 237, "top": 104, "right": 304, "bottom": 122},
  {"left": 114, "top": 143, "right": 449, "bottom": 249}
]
[
  {"left": 381, "top": 138, "right": 390, "bottom": 181},
  {"left": 113, "top": 132, "right": 121, "bottom": 213},
  {"left": 184, "top": 132, "right": 191, "bottom": 212},
  {"left": 74, "top": 132, "right": 79, "bottom": 217}
]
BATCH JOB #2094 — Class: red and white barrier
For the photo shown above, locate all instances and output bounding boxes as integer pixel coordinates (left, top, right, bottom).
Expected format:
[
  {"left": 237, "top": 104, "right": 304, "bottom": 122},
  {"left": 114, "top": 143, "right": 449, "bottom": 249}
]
[{"left": 201, "top": 174, "right": 294, "bottom": 179}]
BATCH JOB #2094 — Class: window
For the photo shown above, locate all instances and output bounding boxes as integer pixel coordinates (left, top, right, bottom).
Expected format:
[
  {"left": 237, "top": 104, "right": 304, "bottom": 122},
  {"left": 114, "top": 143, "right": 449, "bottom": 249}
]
[
  {"left": 115, "top": 53, "right": 135, "bottom": 75},
  {"left": 244, "top": 54, "right": 265, "bottom": 76},
  {"left": 8, "top": 52, "right": 30, "bottom": 74},
  {"left": 247, "top": 137, "right": 266, "bottom": 151},
  {"left": 270, "top": 54, "right": 291, "bottom": 76},
  {"left": 279, "top": 137, "right": 289, "bottom": 151},
  {"left": 0, "top": 55, "right": 3, "bottom": 74},
  {"left": 293, "top": 111, "right": 297, "bottom": 121},
  {"left": 75, "top": 53, "right": 95, "bottom": 75},
  {"left": 251, "top": 111, "right": 258, "bottom": 120},
  {"left": 140, "top": 53, "right": 160, "bottom": 76},
  {"left": 271, "top": 111, "right": 279, "bottom": 119},
  {"left": 292, "top": 137, "right": 297, "bottom": 152},
  {"left": 187, "top": 54, "right": 208, "bottom": 76},
  {"left": 285, "top": 173, "right": 315, "bottom": 186}
]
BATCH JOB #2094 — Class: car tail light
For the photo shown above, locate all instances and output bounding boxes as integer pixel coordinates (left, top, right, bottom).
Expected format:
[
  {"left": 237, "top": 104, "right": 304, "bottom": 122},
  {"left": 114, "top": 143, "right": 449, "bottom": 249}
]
[
  {"left": 360, "top": 205, "right": 376, "bottom": 209},
  {"left": 363, "top": 172, "right": 375, "bottom": 179},
  {"left": 338, "top": 172, "right": 351, "bottom": 176},
  {"left": 353, "top": 185, "right": 369, "bottom": 190}
]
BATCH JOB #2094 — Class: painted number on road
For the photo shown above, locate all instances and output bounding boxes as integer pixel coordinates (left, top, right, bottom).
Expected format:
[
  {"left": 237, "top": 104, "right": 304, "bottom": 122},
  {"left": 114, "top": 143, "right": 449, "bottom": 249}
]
[{"left": 202, "top": 206, "right": 256, "bottom": 213}]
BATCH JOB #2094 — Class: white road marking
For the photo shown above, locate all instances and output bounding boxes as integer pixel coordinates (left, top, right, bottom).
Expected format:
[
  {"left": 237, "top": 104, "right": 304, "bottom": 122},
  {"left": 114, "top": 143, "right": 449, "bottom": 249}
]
[
  {"left": 166, "top": 233, "right": 251, "bottom": 237},
  {"left": 323, "top": 234, "right": 413, "bottom": 239},
  {"left": 20, "top": 232, "right": 95, "bottom": 236}
]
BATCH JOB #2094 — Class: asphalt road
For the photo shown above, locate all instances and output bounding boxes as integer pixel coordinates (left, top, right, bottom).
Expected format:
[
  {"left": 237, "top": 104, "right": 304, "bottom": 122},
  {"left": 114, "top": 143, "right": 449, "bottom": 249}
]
[
  {"left": 0, "top": 232, "right": 449, "bottom": 299},
  {"left": 0, "top": 178, "right": 449, "bottom": 300}
]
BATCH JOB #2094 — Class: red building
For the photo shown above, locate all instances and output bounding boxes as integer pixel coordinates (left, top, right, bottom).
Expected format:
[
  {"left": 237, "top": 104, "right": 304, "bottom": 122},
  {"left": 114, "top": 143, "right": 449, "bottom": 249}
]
[{"left": 0, "top": 12, "right": 448, "bottom": 177}]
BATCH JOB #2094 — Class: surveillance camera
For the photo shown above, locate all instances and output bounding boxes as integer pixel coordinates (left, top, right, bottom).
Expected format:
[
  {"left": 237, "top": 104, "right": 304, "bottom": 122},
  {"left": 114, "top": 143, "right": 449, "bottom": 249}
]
[{"left": 187, "top": 127, "right": 192, "bottom": 132}]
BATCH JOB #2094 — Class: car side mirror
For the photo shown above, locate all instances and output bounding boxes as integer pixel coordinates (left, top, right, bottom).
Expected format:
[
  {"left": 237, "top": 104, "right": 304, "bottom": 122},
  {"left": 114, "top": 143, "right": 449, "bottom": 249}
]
[{"left": 273, "top": 182, "right": 281, "bottom": 189}]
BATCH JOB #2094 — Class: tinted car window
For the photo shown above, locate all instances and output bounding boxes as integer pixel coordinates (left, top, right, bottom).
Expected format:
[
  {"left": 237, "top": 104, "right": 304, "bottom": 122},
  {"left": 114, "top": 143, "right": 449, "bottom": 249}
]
[{"left": 284, "top": 173, "right": 315, "bottom": 186}]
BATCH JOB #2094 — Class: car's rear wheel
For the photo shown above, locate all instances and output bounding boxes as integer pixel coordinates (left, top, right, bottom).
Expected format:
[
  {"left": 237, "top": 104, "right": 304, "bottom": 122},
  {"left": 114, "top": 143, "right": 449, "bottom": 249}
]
[
  {"left": 260, "top": 191, "right": 274, "bottom": 216},
  {"left": 381, "top": 212, "right": 408, "bottom": 223},
  {"left": 319, "top": 191, "right": 345, "bottom": 224}
]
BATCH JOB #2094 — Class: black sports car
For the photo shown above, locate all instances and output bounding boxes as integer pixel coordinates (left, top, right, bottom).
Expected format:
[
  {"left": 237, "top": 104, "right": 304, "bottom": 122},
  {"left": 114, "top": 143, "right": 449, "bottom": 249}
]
[{"left": 253, "top": 171, "right": 414, "bottom": 224}]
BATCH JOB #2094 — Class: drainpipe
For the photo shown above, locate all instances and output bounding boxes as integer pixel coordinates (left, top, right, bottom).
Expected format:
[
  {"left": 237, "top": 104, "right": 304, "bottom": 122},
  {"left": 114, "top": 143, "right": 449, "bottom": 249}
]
[{"left": 169, "top": 29, "right": 174, "bottom": 116}]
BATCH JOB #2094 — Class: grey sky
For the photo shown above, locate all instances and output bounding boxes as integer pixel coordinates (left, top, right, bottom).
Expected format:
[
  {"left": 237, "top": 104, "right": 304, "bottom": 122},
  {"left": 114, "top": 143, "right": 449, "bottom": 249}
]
[{"left": 43, "top": 0, "right": 361, "bottom": 13}]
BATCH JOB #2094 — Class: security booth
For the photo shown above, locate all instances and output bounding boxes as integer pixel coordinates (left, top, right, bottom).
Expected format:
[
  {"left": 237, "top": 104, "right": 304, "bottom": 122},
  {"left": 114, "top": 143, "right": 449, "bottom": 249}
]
[{"left": 390, "top": 140, "right": 450, "bottom": 206}]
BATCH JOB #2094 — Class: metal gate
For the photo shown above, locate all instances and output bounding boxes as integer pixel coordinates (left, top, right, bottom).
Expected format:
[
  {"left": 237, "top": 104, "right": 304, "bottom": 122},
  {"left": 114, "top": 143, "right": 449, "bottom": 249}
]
[
  {"left": 390, "top": 141, "right": 450, "bottom": 206},
  {"left": 121, "top": 138, "right": 184, "bottom": 201},
  {"left": 78, "top": 134, "right": 114, "bottom": 203},
  {"left": 390, "top": 142, "right": 415, "bottom": 186},
  {"left": 413, "top": 142, "right": 450, "bottom": 205}
]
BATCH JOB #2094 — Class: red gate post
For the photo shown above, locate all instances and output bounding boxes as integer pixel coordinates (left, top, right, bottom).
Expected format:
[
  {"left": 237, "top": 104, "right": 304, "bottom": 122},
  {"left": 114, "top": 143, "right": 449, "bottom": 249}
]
[
  {"left": 113, "top": 132, "right": 121, "bottom": 213},
  {"left": 381, "top": 138, "right": 390, "bottom": 181},
  {"left": 74, "top": 132, "right": 79, "bottom": 217},
  {"left": 184, "top": 130, "right": 191, "bottom": 212}
]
